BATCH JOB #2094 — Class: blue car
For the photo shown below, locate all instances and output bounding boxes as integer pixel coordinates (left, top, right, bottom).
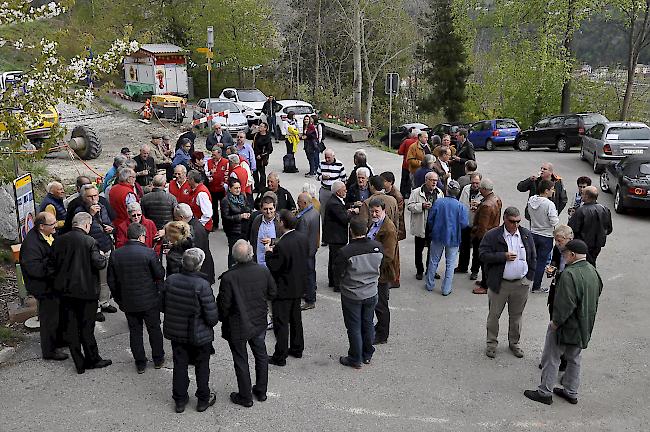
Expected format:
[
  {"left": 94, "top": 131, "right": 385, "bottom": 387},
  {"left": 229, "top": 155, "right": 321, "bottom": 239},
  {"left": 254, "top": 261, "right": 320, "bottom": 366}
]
[{"left": 468, "top": 118, "right": 521, "bottom": 150}]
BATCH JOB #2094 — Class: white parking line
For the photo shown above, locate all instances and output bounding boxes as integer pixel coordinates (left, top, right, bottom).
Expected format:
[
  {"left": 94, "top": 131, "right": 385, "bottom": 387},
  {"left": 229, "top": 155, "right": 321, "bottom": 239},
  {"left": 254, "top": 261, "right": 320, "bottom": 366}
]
[
  {"left": 95, "top": 322, "right": 106, "bottom": 333},
  {"left": 316, "top": 293, "right": 416, "bottom": 312},
  {"left": 607, "top": 273, "right": 623, "bottom": 282},
  {"left": 325, "top": 403, "right": 448, "bottom": 424}
]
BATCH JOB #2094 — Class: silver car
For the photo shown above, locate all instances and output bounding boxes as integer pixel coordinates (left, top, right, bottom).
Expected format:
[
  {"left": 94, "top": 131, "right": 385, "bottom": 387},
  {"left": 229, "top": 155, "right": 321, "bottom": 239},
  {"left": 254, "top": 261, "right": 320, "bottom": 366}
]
[
  {"left": 580, "top": 121, "right": 650, "bottom": 173},
  {"left": 192, "top": 99, "right": 249, "bottom": 134}
]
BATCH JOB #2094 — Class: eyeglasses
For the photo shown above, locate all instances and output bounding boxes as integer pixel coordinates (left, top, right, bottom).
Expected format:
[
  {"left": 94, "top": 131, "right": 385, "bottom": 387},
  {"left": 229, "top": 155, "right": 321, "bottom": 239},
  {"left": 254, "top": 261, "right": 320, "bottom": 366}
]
[
  {"left": 42, "top": 222, "right": 56, "bottom": 226},
  {"left": 506, "top": 218, "right": 521, "bottom": 224},
  {"left": 130, "top": 213, "right": 142, "bottom": 217}
]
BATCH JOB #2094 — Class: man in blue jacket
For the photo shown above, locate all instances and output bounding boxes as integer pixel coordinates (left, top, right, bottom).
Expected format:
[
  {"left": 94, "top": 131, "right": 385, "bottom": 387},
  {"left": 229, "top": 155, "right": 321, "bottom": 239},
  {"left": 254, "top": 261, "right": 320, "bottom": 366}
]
[{"left": 425, "top": 180, "right": 469, "bottom": 295}]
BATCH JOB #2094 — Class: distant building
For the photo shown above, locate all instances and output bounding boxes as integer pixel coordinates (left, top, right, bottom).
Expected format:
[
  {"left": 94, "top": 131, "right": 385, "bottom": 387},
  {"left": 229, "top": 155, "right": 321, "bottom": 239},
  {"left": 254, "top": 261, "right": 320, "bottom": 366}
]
[{"left": 634, "top": 64, "right": 650, "bottom": 75}]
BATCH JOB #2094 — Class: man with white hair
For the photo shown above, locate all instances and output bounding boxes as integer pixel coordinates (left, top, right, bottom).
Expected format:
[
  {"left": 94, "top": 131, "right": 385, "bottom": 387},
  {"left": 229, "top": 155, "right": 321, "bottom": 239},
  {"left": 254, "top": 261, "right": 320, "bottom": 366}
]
[
  {"left": 228, "top": 153, "right": 252, "bottom": 199},
  {"left": 114, "top": 201, "right": 160, "bottom": 249},
  {"left": 346, "top": 149, "right": 374, "bottom": 189},
  {"left": 187, "top": 170, "right": 214, "bottom": 232},
  {"left": 345, "top": 167, "right": 371, "bottom": 206},
  {"left": 103, "top": 154, "right": 127, "bottom": 191},
  {"left": 141, "top": 174, "right": 178, "bottom": 230},
  {"left": 407, "top": 131, "right": 432, "bottom": 185},
  {"left": 174, "top": 203, "right": 215, "bottom": 285},
  {"left": 471, "top": 178, "right": 503, "bottom": 294},
  {"left": 296, "top": 192, "right": 321, "bottom": 310},
  {"left": 39, "top": 181, "right": 66, "bottom": 229},
  {"left": 109, "top": 167, "right": 139, "bottom": 227},
  {"left": 257, "top": 172, "right": 296, "bottom": 212},
  {"left": 235, "top": 131, "right": 256, "bottom": 173},
  {"left": 206, "top": 122, "right": 234, "bottom": 151},
  {"left": 317, "top": 149, "right": 347, "bottom": 220},
  {"left": 134, "top": 144, "right": 156, "bottom": 188},
  {"left": 170, "top": 164, "right": 192, "bottom": 205},
  {"left": 206, "top": 146, "right": 229, "bottom": 229},
  {"left": 218, "top": 239, "right": 277, "bottom": 407}
]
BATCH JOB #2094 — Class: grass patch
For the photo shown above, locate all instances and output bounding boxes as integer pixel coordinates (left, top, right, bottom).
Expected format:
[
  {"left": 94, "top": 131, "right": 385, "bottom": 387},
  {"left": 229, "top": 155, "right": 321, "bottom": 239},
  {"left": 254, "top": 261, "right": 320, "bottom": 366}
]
[{"left": 0, "top": 326, "right": 23, "bottom": 346}]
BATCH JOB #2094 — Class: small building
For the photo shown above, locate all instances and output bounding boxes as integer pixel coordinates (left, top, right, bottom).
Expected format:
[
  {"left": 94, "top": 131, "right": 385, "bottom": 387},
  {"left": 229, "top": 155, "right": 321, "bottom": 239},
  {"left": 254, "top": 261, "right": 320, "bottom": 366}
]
[{"left": 123, "top": 43, "right": 189, "bottom": 99}]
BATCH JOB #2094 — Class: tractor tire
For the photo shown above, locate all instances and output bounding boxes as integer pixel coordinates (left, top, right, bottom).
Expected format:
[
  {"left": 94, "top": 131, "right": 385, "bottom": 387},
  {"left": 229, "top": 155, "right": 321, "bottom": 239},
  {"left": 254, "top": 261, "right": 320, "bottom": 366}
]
[{"left": 71, "top": 125, "right": 102, "bottom": 160}]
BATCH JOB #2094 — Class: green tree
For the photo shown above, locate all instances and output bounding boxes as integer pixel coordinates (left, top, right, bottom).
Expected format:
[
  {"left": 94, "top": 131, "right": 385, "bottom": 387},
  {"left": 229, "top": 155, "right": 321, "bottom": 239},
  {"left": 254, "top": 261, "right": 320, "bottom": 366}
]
[{"left": 419, "top": 0, "right": 471, "bottom": 122}]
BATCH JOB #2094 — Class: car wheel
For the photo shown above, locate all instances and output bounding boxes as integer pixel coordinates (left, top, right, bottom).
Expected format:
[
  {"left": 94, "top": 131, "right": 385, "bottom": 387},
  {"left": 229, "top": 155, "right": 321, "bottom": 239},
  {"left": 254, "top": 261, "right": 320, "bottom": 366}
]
[
  {"left": 599, "top": 173, "right": 611, "bottom": 193},
  {"left": 592, "top": 155, "right": 603, "bottom": 174},
  {"left": 580, "top": 144, "right": 587, "bottom": 161},
  {"left": 556, "top": 137, "right": 569, "bottom": 153},
  {"left": 614, "top": 188, "right": 625, "bottom": 214},
  {"left": 485, "top": 139, "right": 495, "bottom": 151},
  {"left": 516, "top": 138, "right": 530, "bottom": 151}
]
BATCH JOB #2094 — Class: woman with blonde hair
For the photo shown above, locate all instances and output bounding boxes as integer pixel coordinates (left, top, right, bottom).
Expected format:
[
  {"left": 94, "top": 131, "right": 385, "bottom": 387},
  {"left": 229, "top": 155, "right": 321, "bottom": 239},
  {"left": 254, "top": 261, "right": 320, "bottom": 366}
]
[{"left": 164, "top": 221, "right": 193, "bottom": 277}]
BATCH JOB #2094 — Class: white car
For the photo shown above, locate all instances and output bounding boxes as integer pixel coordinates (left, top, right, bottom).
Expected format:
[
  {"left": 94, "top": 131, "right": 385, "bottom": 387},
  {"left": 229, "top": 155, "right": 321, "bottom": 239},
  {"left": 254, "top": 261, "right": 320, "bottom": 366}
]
[
  {"left": 192, "top": 99, "right": 249, "bottom": 135},
  {"left": 219, "top": 88, "right": 267, "bottom": 123},
  {"left": 274, "top": 100, "right": 315, "bottom": 139}
]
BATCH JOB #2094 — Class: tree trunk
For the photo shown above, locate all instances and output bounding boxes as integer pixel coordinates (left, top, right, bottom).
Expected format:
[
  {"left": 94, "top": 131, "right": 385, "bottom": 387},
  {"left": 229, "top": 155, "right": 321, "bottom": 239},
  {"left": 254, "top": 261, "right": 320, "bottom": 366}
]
[
  {"left": 352, "top": 1, "right": 363, "bottom": 120},
  {"left": 314, "top": 0, "right": 322, "bottom": 96},
  {"left": 560, "top": 0, "right": 576, "bottom": 113},
  {"left": 621, "top": 54, "right": 638, "bottom": 120}
]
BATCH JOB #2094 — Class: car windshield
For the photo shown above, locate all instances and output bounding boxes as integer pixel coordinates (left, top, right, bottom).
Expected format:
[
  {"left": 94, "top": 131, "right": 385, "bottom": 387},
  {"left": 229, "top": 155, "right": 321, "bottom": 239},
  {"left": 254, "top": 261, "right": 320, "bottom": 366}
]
[
  {"left": 579, "top": 113, "right": 609, "bottom": 126},
  {"left": 641, "top": 164, "right": 650, "bottom": 175},
  {"left": 496, "top": 119, "right": 518, "bottom": 129},
  {"left": 607, "top": 127, "right": 650, "bottom": 140},
  {"left": 284, "top": 105, "right": 313, "bottom": 115},
  {"left": 237, "top": 89, "right": 266, "bottom": 102},
  {"left": 207, "top": 101, "right": 240, "bottom": 113}
]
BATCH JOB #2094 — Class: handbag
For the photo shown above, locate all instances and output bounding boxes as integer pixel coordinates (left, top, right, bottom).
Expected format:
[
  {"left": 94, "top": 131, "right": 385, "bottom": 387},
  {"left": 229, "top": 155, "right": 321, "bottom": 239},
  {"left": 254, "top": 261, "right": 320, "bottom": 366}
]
[{"left": 318, "top": 140, "right": 326, "bottom": 153}]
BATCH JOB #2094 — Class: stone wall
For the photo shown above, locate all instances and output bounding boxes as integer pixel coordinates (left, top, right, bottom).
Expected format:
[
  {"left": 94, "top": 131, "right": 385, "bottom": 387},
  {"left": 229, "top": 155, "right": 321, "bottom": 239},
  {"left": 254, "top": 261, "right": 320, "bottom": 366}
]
[{"left": 0, "top": 185, "right": 18, "bottom": 243}]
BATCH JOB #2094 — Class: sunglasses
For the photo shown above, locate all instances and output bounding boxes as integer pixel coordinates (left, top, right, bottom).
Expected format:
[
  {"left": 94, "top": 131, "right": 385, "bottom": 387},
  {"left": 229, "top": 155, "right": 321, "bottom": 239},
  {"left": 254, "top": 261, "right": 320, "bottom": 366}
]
[
  {"left": 130, "top": 213, "right": 142, "bottom": 217},
  {"left": 506, "top": 218, "right": 522, "bottom": 224}
]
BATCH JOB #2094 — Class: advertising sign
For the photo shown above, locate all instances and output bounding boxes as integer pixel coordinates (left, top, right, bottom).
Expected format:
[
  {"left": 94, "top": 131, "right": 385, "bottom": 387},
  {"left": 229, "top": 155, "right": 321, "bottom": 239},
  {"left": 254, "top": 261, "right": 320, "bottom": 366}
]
[{"left": 13, "top": 173, "right": 35, "bottom": 242}]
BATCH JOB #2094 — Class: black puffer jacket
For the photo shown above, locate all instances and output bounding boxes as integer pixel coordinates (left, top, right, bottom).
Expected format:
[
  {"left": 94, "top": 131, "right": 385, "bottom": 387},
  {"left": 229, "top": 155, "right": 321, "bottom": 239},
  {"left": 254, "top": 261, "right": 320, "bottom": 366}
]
[
  {"left": 51, "top": 228, "right": 107, "bottom": 300},
  {"left": 166, "top": 237, "right": 194, "bottom": 277},
  {"left": 141, "top": 188, "right": 178, "bottom": 230},
  {"left": 162, "top": 271, "right": 219, "bottom": 346},
  {"left": 107, "top": 240, "right": 165, "bottom": 313},
  {"left": 189, "top": 217, "right": 215, "bottom": 284},
  {"left": 217, "top": 262, "right": 276, "bottom": 342},
  {"left": 221, "top": 194, "right": 251, "bottom": 239},
  {"left": 19, "top": 228, "right": 54, "bottom": 298}
]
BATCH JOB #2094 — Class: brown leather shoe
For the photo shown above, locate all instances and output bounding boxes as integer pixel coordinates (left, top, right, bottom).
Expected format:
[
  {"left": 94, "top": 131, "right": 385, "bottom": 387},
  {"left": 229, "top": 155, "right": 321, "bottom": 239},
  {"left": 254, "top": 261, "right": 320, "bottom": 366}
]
[{"left": 472, "top": 286, "right": 488, "bottom": 294}]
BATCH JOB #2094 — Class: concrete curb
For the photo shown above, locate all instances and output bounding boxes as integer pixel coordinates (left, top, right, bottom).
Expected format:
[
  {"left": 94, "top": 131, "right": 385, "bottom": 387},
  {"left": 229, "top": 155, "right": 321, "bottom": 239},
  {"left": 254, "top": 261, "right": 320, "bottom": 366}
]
[{"left": 0, "top": 346, "right": 16, "bottom": 365}]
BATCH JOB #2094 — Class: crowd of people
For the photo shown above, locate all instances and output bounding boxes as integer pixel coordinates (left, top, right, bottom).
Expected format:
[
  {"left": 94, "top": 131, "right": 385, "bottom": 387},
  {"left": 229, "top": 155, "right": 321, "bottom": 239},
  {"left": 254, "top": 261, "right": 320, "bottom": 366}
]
[{"left": 20, "top": 121, "right": 613, "bottom": 412}]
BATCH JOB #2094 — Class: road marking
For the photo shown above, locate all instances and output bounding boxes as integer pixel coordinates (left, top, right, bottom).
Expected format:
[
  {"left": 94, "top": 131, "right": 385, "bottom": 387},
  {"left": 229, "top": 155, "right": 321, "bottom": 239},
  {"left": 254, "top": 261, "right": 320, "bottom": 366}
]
[
  {"left": 607, "top": 273, "right": 623, "bottom": 282},
  {"left": 125, "top": 348, "right": 132, "bottom": 356},
  {"left": 316, "top": 293, "right": 416, "bottom": 312},
  {"left": 96, "top": 322, "right": 106, "bottom": 333},
  {"left": 325, "top": 403, "right": 448, "bottom": 424}
]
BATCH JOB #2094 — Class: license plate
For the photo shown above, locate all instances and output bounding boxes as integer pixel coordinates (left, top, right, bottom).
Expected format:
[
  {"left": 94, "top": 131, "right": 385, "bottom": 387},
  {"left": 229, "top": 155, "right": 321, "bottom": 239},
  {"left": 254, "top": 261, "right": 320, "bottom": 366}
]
[
  {"left": 505, "top": 137, "right": 515, "bottom": 141},
  {"left": 623, "top": 148, "right": 644, "bottom": 154}
]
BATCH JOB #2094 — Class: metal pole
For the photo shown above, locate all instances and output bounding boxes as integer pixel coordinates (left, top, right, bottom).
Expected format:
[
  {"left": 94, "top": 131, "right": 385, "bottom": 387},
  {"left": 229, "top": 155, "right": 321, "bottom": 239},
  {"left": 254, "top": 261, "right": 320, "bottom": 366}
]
[
  {"left": 388, "top": 79, "right": 393, "bottom": 152},
  {"left": 207, "top": 26, "right": 214, "bottom": 122}
]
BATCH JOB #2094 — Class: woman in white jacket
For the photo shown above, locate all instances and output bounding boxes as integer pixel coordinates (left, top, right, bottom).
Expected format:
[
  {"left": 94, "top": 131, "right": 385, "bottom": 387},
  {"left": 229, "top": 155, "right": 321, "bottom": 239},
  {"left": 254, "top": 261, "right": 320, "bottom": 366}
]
[{"left": 526, "top": 179, "right": 559, "bottom": 293}]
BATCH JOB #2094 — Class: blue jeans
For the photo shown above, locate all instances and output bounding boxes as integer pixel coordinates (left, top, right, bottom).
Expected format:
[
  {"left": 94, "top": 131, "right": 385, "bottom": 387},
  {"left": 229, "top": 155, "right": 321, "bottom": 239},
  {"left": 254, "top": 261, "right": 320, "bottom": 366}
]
[
  {"left": 304, "top": 255, "right": 317, "bottom": 303},
  {"left": 532, "top": 233, "right": 554, "bottom": 290},
  {"left": 341, "top": 295, "right": 377, "bottom": 364},
  {"left": 425, "top": 241, "right": 459, "bottom": 295},
  {"left": 306, "top": 150, "right": 319, "bottom": 175}
]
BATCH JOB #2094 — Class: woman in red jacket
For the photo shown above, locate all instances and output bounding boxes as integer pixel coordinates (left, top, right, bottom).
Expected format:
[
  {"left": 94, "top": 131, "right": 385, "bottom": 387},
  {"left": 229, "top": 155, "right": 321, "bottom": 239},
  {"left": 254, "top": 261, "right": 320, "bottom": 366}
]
[{"left": 115, "top": 202, "right": 162, "bottom": 249}]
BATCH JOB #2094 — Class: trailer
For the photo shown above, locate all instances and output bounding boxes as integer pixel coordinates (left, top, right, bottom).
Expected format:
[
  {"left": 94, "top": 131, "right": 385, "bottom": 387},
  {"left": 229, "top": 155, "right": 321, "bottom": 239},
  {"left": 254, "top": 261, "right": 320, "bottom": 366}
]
[{"left": 123, "top": 43, "right": 189, "bottom": 101}]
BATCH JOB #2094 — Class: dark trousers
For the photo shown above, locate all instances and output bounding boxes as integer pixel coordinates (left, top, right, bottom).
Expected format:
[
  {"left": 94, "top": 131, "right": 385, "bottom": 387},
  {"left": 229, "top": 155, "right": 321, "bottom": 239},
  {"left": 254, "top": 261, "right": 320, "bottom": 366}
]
[
  {"left": 342, "top": 295, "right": 377, "bottom": 364},
  {"left": 285, "top": 140, "right": 293, "bottom": 154},
  {"left": 399, "top": 168, "right": 411, "bottom": 199},
  {"left": 38, "top": 296, "right": 64, "bottom": 357},
  {"left": 271, "top": 298, "right": 304, "bottom": 361},
  {"left": 374, "top": 283, "right": 390, "bottom": 342},
  {"left": 587, "top": 246, "right": 601, "bottom": 267},
  {"left": 458, "top": 227, "right": 480, "bottom": 272},
  {"left": 306, "top": 150, "right": 319, "bottom": 175},
  {"left": 254, "top": 163, "right": 267, "bottom": 191},
  {"left": 414, "top": 236, "right": 431, "bottom": 275},
  {"left": 473, "top": 237, "right": 487, "bottom": 287},
  {"left": 124, "top": 307, "right": 165, "bottom": 367},
  {"left": 64, "top": 297, "right": 101, "bottom": 371},
  {"left": 328, "top": 243, "right": 345, "bottom": 288},
  {"left": 268, "top": 116, "right": 278, "bottom": 139},
  {"left": 171, "top": 341, "right": 212, "bottom": 403},
  {"left": 228, "top": 331, "right": 268, "bottom": 402},
  {"left": 304, "top": 255, "right": 317, "bottom": 303},
  {"left": 210, "top": 190, "right": 225, "bottom": 229},
  {"left": 158, "top": 162, "right": 173, "bottom": 182}
]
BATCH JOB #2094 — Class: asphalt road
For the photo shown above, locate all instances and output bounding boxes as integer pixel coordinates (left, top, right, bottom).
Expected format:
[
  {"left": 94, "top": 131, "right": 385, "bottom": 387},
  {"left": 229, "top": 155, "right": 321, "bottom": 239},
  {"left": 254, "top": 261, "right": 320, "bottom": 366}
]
[{"left": 1, "top": 137, "right": 648, "bottom": 432}]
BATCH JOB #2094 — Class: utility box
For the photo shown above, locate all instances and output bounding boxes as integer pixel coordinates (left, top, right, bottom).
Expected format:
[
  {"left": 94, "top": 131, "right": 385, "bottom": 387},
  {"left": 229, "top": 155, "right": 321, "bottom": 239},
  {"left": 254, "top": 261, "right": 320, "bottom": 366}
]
[{"left": 123, "top": 43, "right": 189, "bottom": 100}]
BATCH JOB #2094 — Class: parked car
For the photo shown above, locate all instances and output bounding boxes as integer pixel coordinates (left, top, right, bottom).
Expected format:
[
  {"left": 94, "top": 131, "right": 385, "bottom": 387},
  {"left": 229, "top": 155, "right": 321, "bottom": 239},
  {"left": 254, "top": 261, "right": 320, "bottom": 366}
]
[
  {"left": 430, "top": 122, "right": 470, "bottom": 140},
  {"left": 192, "top": 99, "right": 249, "bottom": 135},
  {"left": 516, "top": 112, "right": 609, "bottom": 152},
  {"left": 275, "top": 100, "right": 315, "bottom": 139},
  {"left": 380, "top": 123, "right": 430, "bottom": 149},
  {"left": 599, "top": 156, "right": 650, "bottom": 213},
  {"left": 219, "top": 88, "right": 267, "bottom": 123},
  {"left": 468, "top": 118, "right": 520, "bottom": 150},
  {"left": 580, "top": 121, "right": 650, "bottom": 173}
]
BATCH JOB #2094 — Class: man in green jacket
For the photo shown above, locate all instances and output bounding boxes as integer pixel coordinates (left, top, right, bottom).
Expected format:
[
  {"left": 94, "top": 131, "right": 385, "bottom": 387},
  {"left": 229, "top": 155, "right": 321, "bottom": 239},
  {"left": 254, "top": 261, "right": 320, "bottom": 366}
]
[{"left": 524, "top": 239, "right": 603, "bottom": 405}]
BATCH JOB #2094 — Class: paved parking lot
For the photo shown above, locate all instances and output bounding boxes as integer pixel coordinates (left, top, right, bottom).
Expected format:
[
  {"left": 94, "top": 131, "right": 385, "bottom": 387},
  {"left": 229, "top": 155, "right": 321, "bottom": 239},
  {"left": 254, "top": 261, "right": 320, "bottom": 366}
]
[{"left": 1, "top": 137, "right": 648, "bottom": 432}]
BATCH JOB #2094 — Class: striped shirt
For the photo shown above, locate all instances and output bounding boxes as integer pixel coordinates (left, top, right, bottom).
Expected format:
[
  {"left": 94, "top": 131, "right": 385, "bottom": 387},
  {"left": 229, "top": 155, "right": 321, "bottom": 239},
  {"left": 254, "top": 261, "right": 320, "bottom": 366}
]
[{"left": 317, "top": 159, "right": 347, "bottom": 187}]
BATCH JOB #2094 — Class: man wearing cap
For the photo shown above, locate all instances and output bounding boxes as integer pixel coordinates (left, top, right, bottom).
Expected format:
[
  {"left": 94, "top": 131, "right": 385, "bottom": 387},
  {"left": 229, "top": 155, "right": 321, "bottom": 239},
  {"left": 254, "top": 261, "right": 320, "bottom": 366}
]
[
  {"left": 150, "top": 133, "right": 173, "bottom": 180},
  {"left": 121, "top": 147, "right": 132, "bottom": 159},
  {"left": 524, "top": 239, "right": 603, "bottom": 405}
]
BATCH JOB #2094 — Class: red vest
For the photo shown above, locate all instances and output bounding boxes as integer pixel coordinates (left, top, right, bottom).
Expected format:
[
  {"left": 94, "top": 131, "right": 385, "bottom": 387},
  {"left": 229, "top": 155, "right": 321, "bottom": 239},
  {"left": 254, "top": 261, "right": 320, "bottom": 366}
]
[
  {"left": 207, "top": 157, "right": 229, "bottom": 193},
  {"left": 109, "top": 182, "right": 139, "bottom": 226},
  {"left": 188, "top": 183, "right": 213, "bottom": 232},
  {"left": 231, "top": 165, "right": 252, "bottom": 195},
  {"left": 169, "top": 179, "right": 192, "bottom": 205}
]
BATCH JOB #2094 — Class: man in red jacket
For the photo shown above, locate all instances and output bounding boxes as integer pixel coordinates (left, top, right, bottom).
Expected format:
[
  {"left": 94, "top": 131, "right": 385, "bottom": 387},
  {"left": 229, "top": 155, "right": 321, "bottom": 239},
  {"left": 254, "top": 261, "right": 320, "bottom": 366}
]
[
  {"left": 109, "top": 167, "right": 139, "bottom": 227},
  {"left": 169, "top": 164, "right": 192, "bottom": 205},
  {"left": 398, "top": 128, "right": 419, "bottom": 198},
  {"left": 187, "top": 170, "right": 214, "bottom": 232},
  {"left": 207, "top": 147, "right": 229, "bottom": 230}
]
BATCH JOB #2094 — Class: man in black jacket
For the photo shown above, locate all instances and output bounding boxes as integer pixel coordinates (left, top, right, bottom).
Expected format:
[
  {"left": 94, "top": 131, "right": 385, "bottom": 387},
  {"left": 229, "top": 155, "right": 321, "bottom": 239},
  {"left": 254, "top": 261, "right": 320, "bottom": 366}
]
[
  {"left": 108, "top": 223, "right": 166, "bottom": 374},
  {"left": 174, "top": 203, "right": 215, "bottom": 285},
  {"left": 256, "top": 172, "right": 296, "bottom": 212},
  {"left": 218, "top": 239, "right": 277, "bottom": 407},
  {"left": 162, "top": 248, "right": 219, "bottom": 413},
  {"left": 20, "top": 212, "right": 67, "bottom": 361},
  {"left": 61, "top": 175, "right": 116, "bottom": 234},
  {"left": 517, "top": 162, "right": 568, "bottom": 218},
  {"left": 51, "top": 212, "right": 111, "bottom": 374},
  {"left": 265, "top": 210, "right": 309, "bottom": 366},
  {"left": 568, "top": 186, "right": 613, "bottom": 266},
  {"left": 133, "top": 144, "right": 156, "bottom": 189},
  {"left": 205, "top": 123, "right": 234, "bottom": 151},
  {"left": 451, "top": 128, "right": 476, "bottom": 180},
  {"left": 261, "top": 95, "right": 280, "bottom": 139},
  {"left": 323, "top": 181, "right": 359, "bottom": 291},
  {"left": 141, "top": 174, "right": 178, "bottom": 229},
  {"left": 479, "top": 207, "right": 536, "bottom": 360}
]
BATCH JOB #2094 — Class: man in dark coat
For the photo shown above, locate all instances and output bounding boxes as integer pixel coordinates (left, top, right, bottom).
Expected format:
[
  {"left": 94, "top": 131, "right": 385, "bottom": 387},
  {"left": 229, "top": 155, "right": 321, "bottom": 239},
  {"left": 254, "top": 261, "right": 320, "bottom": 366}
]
[
  {"left": 323, "top": 181, "right": 358, "bottom": 291},
  {"left": 174, "top": 203, "right": 215, "bottom": 285},
  {"left": 162, "top": 248, "right": 219, "bottom": 413},
  {"left": 450, "top": 128, "right": 476, "bottom": 180},
  {"left": 133, "top": 144, "right": 156, "bottom": 188},
  {"left": 205, "top": 123, "right": 234, "bottom": 151},
  {"left": 524, "top": 239, "right": 603, "bottom": 405},
  {"left": 218, "top": 239, "right": 277, "bottom": 407},
  {"left": 20, "top": 212, "right": 67, "bottom": 361},
  {"left": 517, "top": 162, "right": 568, "bottom": 218},
  {"left": 62, "top": 175, "right": 115, "bottom": 234},
  {"left": 141, "top": 174, "right": 178, "bottom": 230},
  {"left": 107, "top": 223, "right": 166, "bottom": 374},
  {"left": 568, "top": 186, "right": 613, "bottom": 266},
  {"left": 51, "top": 212, "right": 111, "bottom": 374},
  {"left": 256, "top": 172, "right": 296, "bottom": 212},
  {"left": 264, "top": 210, "right": 310, "bottom": 366},
  {"left": 296, "top": 192, "right": 321, "bottom": 310}
]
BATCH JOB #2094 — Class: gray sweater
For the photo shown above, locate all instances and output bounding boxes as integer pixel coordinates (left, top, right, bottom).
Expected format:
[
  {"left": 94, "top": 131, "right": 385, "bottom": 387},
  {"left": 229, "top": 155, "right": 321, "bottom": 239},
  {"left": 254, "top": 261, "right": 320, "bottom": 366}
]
[
  {"left": 527, "top": 195, "right": 559, "bottom": 237},
  {"left": 334, "top": 238, "right": 383, "bottom": 301}
]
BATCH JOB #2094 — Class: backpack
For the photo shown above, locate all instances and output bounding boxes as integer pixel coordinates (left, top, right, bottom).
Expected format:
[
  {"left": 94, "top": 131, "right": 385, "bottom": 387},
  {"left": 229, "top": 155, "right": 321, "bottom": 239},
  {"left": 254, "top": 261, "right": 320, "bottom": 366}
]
[{"left": 283, "top": 153, "right": 298, "bottom": 173}]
